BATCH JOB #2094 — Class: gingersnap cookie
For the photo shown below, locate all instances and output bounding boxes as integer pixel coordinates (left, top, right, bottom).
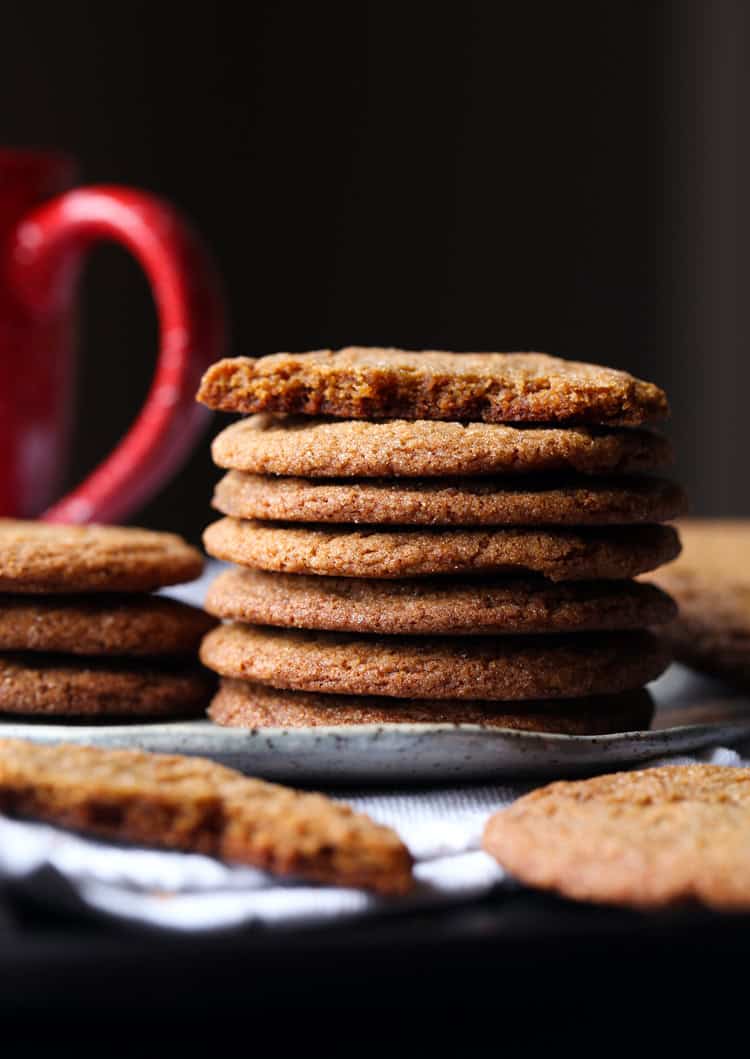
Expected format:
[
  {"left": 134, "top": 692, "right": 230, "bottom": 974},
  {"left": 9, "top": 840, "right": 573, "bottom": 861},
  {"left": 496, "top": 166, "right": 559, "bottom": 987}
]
[
  {"left": 212, "top": 470, "right": 686, "bottom": 527},
  {"left": 205, "top": 568, "right": 677, "bottom": 636},
  {"left": 200, "top": 624, "right": 669, "bottom": 700},
  {"left": 655, "top": 578, "right": 750, "bottom": 684},
  {"left": 648, "top": 519, "right": 750, "bottom": 684},
  {"left": 0, "top": 655, "right": 214, "bottom": 718},
  {"left": 203, "top": 518, "right": 680, "bottom": 581},
  {"left": 0, "top": 595, "right": 216, "bottom": 656},
  {"left": 211, "top": 415, "right": 672, "bottom": 479},
  {"left": 198, "top": 348, "right": 668, "bottom": 426},
  {"left": 0, "top": 520, "right": 203, "bottom": 594},
  {"left": 208, "top": 679, "right": 656, "bottom": 735},
  {"left": 483, "top": 765, "right": 750, "bottom": 910},
  {"left": 0, "top": 739, "right": 412, "bottom": 894}
]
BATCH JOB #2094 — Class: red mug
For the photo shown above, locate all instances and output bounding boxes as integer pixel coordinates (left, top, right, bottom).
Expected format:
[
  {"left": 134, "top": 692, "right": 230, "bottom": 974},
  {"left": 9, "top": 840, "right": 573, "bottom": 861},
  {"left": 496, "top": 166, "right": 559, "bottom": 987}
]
[{"left": 0, "top": 149, "right": 225, "bottom": 523}]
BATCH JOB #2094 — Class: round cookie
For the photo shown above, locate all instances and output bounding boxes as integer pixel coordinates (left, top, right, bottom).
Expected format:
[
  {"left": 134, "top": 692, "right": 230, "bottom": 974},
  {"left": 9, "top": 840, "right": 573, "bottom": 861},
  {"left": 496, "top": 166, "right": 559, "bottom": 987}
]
[
  {"left": 483, "top": 765, "right": 750, "bottom": 910},
  {"left": 203, "top": 518, "right": 681, "bottom": 582},
  {"left": 205, "top": 568, "right": 677, "bottom": 636},
  {"left": 648, "top": 520, "right": 750, "bottom": 685},
  {"left": 0, "top": 655, "right": 215, "bottom": 718},
  {"left": 655, "top": 575, "right": 750, "bottom": 684},
  {"left": 209, "top": 679, "right": 656, "bottom": 735},
  {"left": 212, "top": 470, "right": 686, "bottom": 527},
  {"left": 0, "top": 594, "right": 216, "bottom": 656},
  {"left": 0, "top": 520, "right": 203, "bottom": 594},
  {"left": 211, "top": 415, "right": 672, "bottom": 479},
  {"left": 198, "top": 348, "right": 668, "bottom": 426},
  {"left": 199, "top": 624, "right": 670, "bottom": 700}
]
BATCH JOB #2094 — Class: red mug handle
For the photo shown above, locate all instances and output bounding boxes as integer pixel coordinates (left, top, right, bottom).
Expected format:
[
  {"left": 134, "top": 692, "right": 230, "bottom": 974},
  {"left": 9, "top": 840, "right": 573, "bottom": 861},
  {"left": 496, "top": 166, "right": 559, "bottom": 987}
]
[{"left": 8, "top": 185, "right": 225, "bottom": 524}]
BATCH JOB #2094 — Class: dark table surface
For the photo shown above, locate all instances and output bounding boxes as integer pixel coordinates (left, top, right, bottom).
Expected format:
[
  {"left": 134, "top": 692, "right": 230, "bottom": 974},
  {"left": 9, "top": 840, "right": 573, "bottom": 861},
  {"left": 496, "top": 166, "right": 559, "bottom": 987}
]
[{"left": 4, "top": 881, "right": 750, "bottom": 1038}]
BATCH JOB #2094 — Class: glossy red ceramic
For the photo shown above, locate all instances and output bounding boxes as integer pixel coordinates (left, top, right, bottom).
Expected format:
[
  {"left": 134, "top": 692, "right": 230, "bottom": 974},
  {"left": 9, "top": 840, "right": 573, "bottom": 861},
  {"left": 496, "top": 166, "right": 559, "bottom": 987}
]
[{"left": 0, "top": 149, "right": 225, "bottom": 522}]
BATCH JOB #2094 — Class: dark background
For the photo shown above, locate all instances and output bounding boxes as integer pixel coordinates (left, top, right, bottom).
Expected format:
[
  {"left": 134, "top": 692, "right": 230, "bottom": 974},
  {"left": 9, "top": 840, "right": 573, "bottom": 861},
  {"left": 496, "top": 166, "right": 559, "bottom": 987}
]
[{"left": 2, "top": 0, "right": 746, "bottom": 540}]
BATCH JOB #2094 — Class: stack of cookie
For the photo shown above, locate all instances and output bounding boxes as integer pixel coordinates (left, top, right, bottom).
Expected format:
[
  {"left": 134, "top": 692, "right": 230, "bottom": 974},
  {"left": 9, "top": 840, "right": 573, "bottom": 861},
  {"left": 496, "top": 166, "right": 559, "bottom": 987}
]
[
  {"left": 0, "top": 521, "right": 216, "bottom": 720},
  {"left": 197, "top": 348, "right": 684, "bottom": 735}
]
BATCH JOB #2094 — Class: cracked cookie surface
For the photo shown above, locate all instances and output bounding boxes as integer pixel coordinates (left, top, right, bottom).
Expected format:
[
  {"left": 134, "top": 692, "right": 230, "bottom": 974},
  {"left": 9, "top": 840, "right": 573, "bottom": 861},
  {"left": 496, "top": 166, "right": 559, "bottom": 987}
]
[
  {"left": 205, "top": 568, "right": 676, "bottom": 636},
  {"left": 0, "top": 520, "right": 203, "bottom": 594},
  {"left": 200, "top": 624, "right": 670, "bottom": 700},
  {"left": 203, "top": 518, "right": 680, "bottom": 581},
  {"left": 0, "top": 655, "right": 214, "bottom": 718},
  {"left": 208, "top": 679, "right": 656, "bottom": 735},
  {"left": 0, "top": 594, "right": 215, "bottom": 656},
  {"left": 213, "top": 470, "right": 686, "bottom": 526},
  {"left": 198, "top": 348, "right": 668, "bottom": 426},
  {"left": 483, "top": 765, "right": 750, "bottom": 910},
  {"left": 211, "top": 415, "right": 671, "bottom": 479}
]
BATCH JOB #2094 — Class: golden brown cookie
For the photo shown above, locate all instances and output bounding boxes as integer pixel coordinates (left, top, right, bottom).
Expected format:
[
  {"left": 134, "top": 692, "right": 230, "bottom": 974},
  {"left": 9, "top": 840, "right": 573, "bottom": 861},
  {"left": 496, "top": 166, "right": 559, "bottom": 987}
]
[
  {"left": 0, "top": 655, "right": 214, "bottom": 718},
  {"left": 0, "top": 739, "right": 412, "bottom": 894},
  {"left": 208, "top": 679, "right": 656, "bottom": 735},
  {"left": 648, "top": 519, "right": 750, "bottom": 684},
  {"left": 205, "top": 568, "right": 677, "bottom": 636},
  {"left": 213, "top": 470, "right": 686, "bottom": 527},
  {"left": 203, "top": 518, "right": 681, "bottom": 581},
  {"left": 0, "top": 595, "right": 216, "bottom": 656},
  {"left": 198, "top": 349, "right": 668, "bottom": 426},
  {"left": 199, "top": 624, "right": 670, "bottom": 700},
  {"left": 0, "top": 520, "right": 203, "bottom": 594},
  {"left": 483, "top": 765, "right": 750, "bottom": 910},
  {"left": 211, "top": 415, "right": 672, "bottom": 479}
]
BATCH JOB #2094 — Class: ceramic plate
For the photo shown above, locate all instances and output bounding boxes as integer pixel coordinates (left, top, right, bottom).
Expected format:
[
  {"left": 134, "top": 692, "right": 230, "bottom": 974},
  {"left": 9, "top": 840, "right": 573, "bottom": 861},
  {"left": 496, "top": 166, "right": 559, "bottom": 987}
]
[{"left": 2, "top": 665, "right": 750, "bottom": 784}]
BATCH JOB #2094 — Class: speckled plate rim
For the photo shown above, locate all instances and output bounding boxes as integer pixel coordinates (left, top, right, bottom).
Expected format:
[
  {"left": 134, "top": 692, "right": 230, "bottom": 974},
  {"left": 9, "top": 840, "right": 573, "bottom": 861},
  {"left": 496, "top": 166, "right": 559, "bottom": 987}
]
[
  {"left": 2, "top": 704, "right": 750, "bottom": 783},
  {"left": 1, "top": 714, "right": 747, "bottom": 746}
]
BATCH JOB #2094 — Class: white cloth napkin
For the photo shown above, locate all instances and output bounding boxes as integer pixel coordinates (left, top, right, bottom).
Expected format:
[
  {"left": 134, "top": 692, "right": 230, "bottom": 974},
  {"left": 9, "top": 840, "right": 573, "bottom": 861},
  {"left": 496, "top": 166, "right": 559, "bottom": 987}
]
[{"left": 1, "top": 742, "right": 748, "bottom": 933}]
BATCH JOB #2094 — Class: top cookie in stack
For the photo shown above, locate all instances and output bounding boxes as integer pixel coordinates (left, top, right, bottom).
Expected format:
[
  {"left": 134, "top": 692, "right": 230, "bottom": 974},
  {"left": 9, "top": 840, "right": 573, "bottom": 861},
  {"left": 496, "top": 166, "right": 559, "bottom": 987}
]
[{"left": 197, "top": 348, "right": 684, "bottom": 735}]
